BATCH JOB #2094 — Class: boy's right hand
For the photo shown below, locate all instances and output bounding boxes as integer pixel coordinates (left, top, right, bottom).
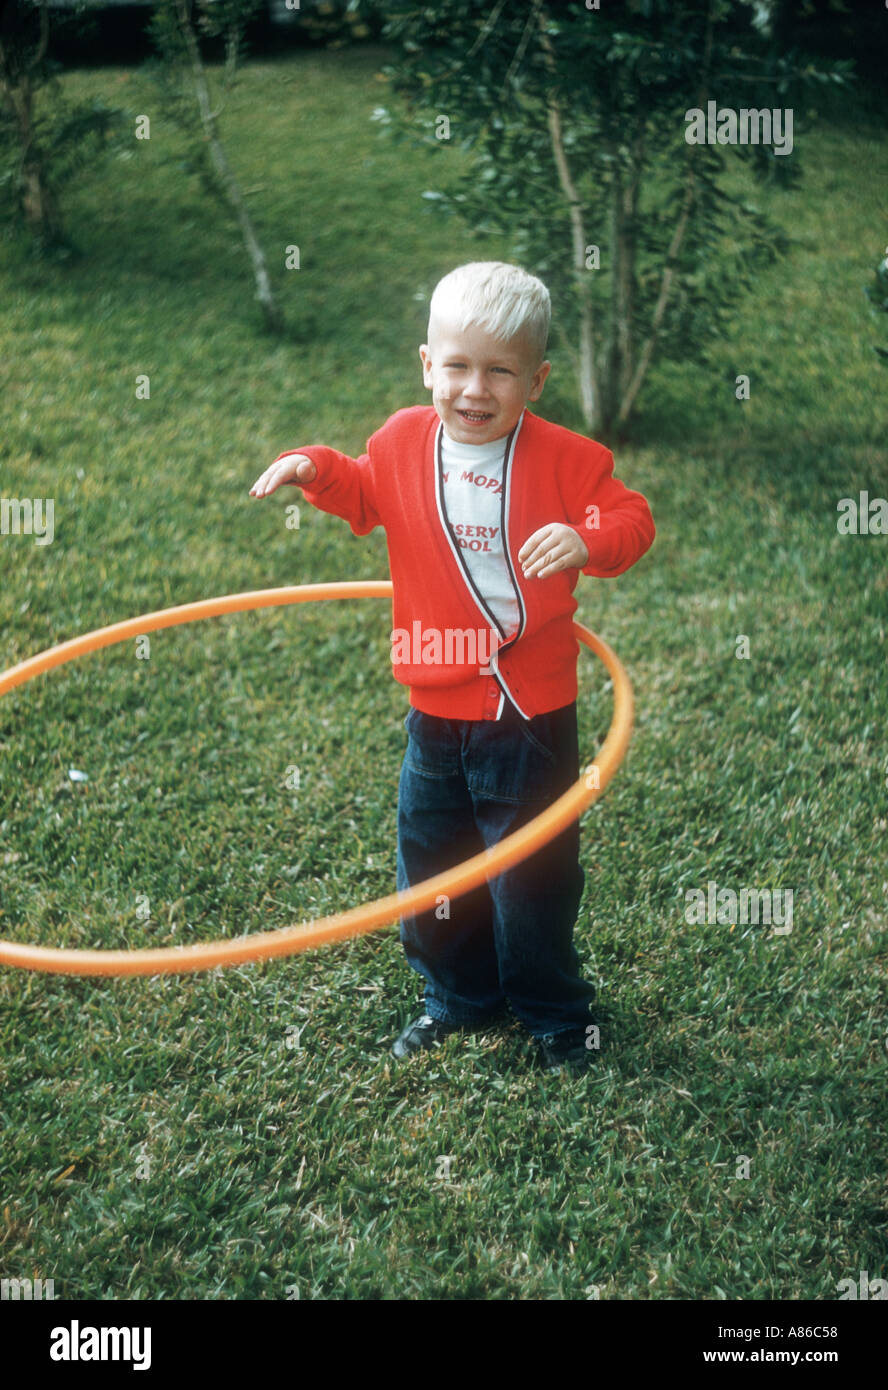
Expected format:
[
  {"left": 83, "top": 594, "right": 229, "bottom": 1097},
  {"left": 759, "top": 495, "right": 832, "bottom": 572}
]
[{"left": 249, "top": 453, "right": 317, "bottom": 497}]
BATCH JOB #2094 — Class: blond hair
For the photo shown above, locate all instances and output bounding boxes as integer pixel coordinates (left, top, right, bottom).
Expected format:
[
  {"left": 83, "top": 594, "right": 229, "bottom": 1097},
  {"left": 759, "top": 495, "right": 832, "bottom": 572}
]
[{"left": 428, "top": 261, "right": 551, "bottom": 363}]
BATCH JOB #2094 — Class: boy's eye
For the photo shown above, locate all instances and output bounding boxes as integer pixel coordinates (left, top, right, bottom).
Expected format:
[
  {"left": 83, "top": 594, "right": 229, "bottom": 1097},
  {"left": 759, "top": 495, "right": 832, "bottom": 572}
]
[{"left": 443, "top": 363, "right": 513, "bottom": 374}]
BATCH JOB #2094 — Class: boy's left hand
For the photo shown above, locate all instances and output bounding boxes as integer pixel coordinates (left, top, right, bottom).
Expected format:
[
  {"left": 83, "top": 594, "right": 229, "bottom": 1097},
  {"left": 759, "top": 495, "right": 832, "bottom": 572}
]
[{"left": 519, "top": 523, "right": 589, "bottom": 579}]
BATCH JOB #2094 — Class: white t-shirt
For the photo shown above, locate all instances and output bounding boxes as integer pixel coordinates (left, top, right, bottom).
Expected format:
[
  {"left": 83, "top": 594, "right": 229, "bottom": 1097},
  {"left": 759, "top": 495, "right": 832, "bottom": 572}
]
[{"left": 439, "top": 428, "right": 520, "bottom": 640}]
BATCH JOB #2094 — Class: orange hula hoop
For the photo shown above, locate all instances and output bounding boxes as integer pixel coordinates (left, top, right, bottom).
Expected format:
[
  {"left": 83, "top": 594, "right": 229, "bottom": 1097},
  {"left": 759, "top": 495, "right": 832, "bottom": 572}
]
[{"left": 0, "top": 582, "right": 633, "bottom": 977}]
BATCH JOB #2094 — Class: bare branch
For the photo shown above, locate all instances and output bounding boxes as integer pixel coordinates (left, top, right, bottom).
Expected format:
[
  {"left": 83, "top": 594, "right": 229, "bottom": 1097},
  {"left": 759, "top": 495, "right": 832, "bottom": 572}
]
[
  {"left": 468, "top": 0, "right": 507, "bottom": 61},
  {"left": 35, "top": 2, "right": 50, "bottom": 69},
  {"left": 501, "top": 0, "right": 542, "bottom": 98}
]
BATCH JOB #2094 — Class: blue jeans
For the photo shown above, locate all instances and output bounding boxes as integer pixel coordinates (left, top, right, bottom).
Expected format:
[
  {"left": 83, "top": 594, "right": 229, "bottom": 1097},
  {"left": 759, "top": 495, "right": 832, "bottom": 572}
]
[{"left": 396, "top": 700, "right": 596, "bottom": 1038}]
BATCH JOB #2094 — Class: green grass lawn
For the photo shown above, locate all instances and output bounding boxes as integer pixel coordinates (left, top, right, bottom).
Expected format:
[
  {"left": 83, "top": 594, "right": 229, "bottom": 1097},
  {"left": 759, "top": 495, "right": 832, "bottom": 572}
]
[{"left": 0, "top": 46, "right": 885, "bottom": 1300}]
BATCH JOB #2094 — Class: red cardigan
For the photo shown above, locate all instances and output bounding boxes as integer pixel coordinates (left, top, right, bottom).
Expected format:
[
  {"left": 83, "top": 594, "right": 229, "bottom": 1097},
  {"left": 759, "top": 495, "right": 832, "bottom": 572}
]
[{"left": 278, "top": 406, "right": 654, "bottom": 719}]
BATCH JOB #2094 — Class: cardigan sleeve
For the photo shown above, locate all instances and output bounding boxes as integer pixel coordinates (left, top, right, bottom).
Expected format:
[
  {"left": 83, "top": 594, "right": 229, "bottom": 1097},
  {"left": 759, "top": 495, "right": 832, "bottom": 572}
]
[
  {"left": 565, "top": 445, "right": 655, "bottom": 578},
  {"left": 273, "top": 439, "right": 381, "bottom": 537}
]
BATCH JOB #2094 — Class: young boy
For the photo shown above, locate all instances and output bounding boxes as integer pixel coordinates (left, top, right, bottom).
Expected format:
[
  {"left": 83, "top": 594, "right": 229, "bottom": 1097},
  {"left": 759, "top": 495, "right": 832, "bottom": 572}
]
[{"left": 250, "top": 262, "right": 655, "bottom": 1073}]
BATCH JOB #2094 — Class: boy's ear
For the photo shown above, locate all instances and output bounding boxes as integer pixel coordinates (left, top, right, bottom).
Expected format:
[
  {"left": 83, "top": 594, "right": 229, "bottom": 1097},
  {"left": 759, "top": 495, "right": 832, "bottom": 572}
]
[
  {"left": 419, "top": 344, "right": 433, "bottom": 385},
  {"left": 528, "top": 359, "right": 551, "bottom": 401}
]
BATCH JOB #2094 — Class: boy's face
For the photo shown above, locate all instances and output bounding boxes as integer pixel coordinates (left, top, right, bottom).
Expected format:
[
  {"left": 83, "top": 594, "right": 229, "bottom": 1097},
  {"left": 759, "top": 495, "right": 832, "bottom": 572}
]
[{"left": 419, "top": 317, "right": 550, "bottom": 446}]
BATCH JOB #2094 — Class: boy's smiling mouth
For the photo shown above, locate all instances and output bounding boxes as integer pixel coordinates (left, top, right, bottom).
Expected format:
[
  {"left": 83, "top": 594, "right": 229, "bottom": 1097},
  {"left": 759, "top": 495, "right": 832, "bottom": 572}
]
[{"left": 457, "top": 409, "right": 494, "bottom": 423}]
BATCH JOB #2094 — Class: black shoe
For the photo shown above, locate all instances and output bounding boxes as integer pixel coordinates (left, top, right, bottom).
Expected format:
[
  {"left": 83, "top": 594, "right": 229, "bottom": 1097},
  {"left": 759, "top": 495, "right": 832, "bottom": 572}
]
[
  {"left": 537, "top": 1026, "right": 596, "bottom": 1074},
  {"left": 392, "top": 1013, "right": 461, "bottom": 1059}
]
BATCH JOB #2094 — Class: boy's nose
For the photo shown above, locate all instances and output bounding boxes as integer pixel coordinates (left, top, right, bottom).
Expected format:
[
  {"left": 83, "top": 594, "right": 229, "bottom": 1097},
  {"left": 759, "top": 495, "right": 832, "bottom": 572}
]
[{"left": 463, "top": 372, "right": 487, "bottom": 398}]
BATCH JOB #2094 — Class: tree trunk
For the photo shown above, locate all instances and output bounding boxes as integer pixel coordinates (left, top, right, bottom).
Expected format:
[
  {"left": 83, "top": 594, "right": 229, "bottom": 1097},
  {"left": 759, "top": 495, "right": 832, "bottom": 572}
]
[
  {"left": 600, "top": 154, "right": 622, "bottom": 436},
  {"left": 617, "top": 129, "right": 642, "bottom": 404},
  {"left": 615, "top": 178, "right": 695, "bottom": 431},
  {"left": 615, "top": 5, "right": 715, "bottom": 431},
  {"left": 597, "top": 124, "right": 643, "bottom": 441},
  {"left": 544, "top": 93, "right": 599, "bottom": 434},
  {"left": 21, "top": 156, "right": 61, "bottom": 239},
  {"left": 0, "top": 5, "right": 64, "bottom": 245},
  {"left": 537, "top": 6, "right": 599, "bottom": 434},
  {"left": 175, "top": 0, "right": 284, "bottom": 334}
]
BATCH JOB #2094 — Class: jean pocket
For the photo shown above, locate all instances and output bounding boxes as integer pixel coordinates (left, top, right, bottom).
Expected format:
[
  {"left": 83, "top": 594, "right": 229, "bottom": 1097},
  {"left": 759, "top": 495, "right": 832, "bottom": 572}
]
[
  {"left": 403, "top": 708, "right": 460, "bottom": 778},
  {"left": 519, "top": 718, "right": 557, "bottom": 764}
]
